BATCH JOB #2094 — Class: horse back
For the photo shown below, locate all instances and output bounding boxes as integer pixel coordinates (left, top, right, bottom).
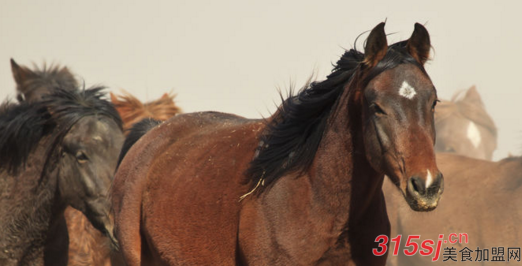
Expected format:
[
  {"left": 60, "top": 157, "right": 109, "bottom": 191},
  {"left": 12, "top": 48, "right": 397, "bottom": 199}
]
[{"left": 112, "top": 111, "right": 264, "bottom": 265}]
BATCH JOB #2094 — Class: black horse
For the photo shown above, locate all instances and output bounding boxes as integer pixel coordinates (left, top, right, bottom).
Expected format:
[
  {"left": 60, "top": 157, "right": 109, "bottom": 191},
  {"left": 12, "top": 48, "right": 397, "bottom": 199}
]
[{"left": 0, "top": 87, "right": 124, "bottom": 266}]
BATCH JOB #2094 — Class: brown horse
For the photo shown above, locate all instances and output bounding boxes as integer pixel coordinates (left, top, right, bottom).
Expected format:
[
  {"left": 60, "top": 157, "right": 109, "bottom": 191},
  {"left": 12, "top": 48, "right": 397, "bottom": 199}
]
[
  {"left": 110, "top": 91, "right": 182, "bottom": 132},
  {"left": 0, "top": 88, "right": 123, "bottom": 266},
  {"left": 112, "top": 22, "right": 443, "bottom": 266},
  {"left": 434, "top": 86, "right": 497, "bottom": 160},
  {"left": 385, "top": 153, "right": 522, "bottom": 265},
  {"left": 383, "top": 86, "right": 497, "bottom": 265},
  {"left": 63, "top": 91, "right": 182, "bottom": 266}
]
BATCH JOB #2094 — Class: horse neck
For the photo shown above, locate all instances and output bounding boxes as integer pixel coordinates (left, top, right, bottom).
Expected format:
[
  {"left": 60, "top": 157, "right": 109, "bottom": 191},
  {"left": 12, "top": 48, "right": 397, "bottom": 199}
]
[
  {"left": 0, "top": 137, "right": 66, "bottom": 260},
  {"left": 310, "top": 86, "right": 384, "bottom": 228}
]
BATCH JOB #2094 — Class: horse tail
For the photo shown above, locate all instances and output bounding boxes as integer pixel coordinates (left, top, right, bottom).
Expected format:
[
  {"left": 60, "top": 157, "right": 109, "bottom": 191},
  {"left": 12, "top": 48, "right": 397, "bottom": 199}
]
[{"left": 117, "top": 118, "right": 162, "bottom": 168}]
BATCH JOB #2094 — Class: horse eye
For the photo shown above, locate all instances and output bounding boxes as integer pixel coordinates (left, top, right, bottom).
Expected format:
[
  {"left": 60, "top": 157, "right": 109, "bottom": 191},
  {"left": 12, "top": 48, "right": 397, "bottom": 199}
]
[
  {"left": 432, "top": 100, "right": 440, "bottom": 111},
  {"left": 75, "top": 151, "right": 89, "bottom": 163},
  {"left": 370, "top": 103, "right": 387, "bottom": 115}
]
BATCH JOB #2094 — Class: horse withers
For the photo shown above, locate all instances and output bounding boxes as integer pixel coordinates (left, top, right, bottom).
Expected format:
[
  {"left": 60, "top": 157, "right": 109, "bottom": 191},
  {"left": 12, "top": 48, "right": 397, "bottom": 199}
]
[{"left": 112, "top": 22, "right": 443, "bottom": 266}]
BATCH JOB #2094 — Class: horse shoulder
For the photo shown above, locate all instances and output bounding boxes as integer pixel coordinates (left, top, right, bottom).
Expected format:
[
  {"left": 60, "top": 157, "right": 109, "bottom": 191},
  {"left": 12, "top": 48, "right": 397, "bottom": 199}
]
[{"left": 238, "top": 171, "right": 352, "bottom": 265}]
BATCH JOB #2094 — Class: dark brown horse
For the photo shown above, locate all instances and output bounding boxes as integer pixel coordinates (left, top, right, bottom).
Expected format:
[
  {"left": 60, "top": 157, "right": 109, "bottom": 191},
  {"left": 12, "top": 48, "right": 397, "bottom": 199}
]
[
  {"left": 10, "top": 59, "right": 78, "bottom": 103},
  {"left": 11, "top": 59, "right": 122, "bottom": 266},
  {"left": 112, "top": 22, "right": 443, "bottom": 265},
  {"left": 434, "top": 86, "right": 497, "bottom": 160},
  {"left": 385, "top": 153, "right": 522, "bottom": 265},
  {"left": 10, "top": 60, "right": 181, "bottom": 265},
  {"left": 0, "top": 88, "right": 123, "bottom": 266},
  {"left": 63, "top": 91, "right": 181, "bottom": 266}
]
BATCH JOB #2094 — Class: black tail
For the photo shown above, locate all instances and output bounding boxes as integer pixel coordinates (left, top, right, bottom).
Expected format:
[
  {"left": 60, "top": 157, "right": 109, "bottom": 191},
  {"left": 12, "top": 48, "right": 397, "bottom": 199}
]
[{"left": 117, "top": 118, "right": 162, "bottom": 168}]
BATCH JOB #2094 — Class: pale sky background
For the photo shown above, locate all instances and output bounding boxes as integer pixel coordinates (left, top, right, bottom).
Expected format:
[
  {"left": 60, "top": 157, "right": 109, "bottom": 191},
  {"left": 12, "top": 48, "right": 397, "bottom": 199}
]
[{"left": 0, "top": 0, "right": 521, "bottom": 160}]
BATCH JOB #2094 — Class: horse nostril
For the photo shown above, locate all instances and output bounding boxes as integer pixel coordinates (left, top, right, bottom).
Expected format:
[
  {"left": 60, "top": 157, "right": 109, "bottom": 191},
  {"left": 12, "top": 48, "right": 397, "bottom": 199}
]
[
  {"left": 408, "top": 176, "right": 426, "bottom": 195},
  {"left": 427, "top": 172, "right": 444, "bottom": 195}
]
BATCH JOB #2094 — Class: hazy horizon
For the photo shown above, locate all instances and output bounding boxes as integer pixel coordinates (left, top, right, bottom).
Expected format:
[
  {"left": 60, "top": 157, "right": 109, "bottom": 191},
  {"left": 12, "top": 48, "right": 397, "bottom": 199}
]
[{"left": 1, "top": 0, "right": 521, "bottom": 160}]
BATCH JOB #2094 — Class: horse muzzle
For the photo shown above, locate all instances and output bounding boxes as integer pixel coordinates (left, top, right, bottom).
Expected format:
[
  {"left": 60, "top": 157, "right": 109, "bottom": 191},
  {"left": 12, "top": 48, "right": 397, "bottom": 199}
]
[{"left": 405, "top": 172, "right": 444, "bottom": 211}]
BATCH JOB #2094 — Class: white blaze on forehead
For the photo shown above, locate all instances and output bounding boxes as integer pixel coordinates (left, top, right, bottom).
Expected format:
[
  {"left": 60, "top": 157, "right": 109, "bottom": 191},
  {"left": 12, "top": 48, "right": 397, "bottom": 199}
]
[
  {"left": 398, "top": 81, "right": 417, "bottom": 99},
  {"left": 467, "top": 122, "right": 481, "bottom": 148},
  {"left": 426, "top": 169, "right": 433, "bottom": 188}
]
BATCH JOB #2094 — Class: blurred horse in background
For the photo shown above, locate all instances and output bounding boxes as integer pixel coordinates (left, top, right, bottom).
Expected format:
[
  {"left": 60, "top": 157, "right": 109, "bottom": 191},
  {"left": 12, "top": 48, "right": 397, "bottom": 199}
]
[
  {"left": 385, "top": 153, "right": 522, "bottom": 265},
  {"left": 0, "top": 88, "right": 123, "bottom": 266},
  {"left": 110, "top": 90, "right": 181, "bottom": 133},
  {"left": 434, "top": 86, "right": 497, "bottom": 160}
]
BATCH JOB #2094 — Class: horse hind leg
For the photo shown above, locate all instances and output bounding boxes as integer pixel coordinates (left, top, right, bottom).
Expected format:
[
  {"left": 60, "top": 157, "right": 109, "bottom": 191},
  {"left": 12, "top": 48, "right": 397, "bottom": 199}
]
[
  {"left": 113, "top": 172, "right": 149, "bottom": 266},
  {"left": 113, "top": 181, "right": 155, "bottom": 266},
  {"left": 113, "top": 119, "right": 163, "bottom": 265}
]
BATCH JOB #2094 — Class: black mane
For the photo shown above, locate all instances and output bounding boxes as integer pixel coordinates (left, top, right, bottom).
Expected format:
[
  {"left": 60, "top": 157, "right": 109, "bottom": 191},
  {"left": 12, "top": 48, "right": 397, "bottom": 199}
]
[
  {"left": 0, "top": 100, "right": 52, "bottom": 174},
  {"left": 0, "top": 87, "right": 122, "bottom": 175},
  {"left": 246, "top": 40, "right": 424, "bottom": 191},
  {"left": 117, "top": 118, "right": 162, "bottom": 168}
]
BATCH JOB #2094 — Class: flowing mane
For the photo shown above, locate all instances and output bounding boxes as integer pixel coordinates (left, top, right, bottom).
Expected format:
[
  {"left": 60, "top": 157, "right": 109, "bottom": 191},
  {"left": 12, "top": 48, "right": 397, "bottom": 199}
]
[
  {"left": 110, "top": 90, "right": 182, "bottom": 131},
  {"left": 246, "top": 40, "right": 425, "bottom": 190},
  {"left": 0, "top": 87, "right": 122, "bottom": 175}
]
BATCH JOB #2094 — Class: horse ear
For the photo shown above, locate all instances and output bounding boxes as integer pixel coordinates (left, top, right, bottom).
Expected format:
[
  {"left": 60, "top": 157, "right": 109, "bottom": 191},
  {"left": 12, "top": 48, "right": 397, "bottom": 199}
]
[
  {"left": 406, "top": 23, "right": 431, "bottom": 65},
  {"left": 60, "top": 67, "right": 74, "bottom": 77},
  {"left": 364, "top": 22, "right": 388, "bottom": 68},
  {"left": 110, "top": 92, "right": 119, "bottom": 104},
  {"left": 161, "top": 93, "right": 169, "bottom": 99},
  {"left": 11, "top": 58, "right": 34, "bottom": 85},
  {"left": 462, "top": 85, "right": 484, "bottom": 105}
]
